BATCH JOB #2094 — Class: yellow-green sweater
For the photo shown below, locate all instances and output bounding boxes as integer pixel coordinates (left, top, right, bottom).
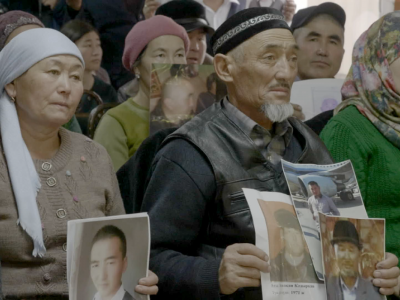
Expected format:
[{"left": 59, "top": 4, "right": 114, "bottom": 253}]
[{"left": 94, "top": 98, "right": 149, "bottom": 171}]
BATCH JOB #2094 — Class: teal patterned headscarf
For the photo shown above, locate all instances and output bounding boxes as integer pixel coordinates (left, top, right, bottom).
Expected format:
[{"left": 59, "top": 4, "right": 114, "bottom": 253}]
[{"left": 335, "top": 11, "right": 400, "bottom": 148}]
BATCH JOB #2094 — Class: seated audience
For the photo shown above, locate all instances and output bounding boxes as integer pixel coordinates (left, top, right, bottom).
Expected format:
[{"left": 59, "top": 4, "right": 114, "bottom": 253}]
[
  {"left": 155, "top": 0, "right": 214, "bottom": 65},
  {"left": 0, "top": 10, "right": 82, "bottom": 134},
  {"left": 321, "top": 12, "right": 400, "bottom": 288},
  {"left": 140, "top": 7, "right": 399, "bottom": 300},
  {"left": 291, "top": 2, "right": 346, "bottom": 133},
  {"left": 93, "top": 15, "right": 189, "bottom": 171},
  {"left": 61, "top": 20, "right": 118, "bottom": 135},
  {"left": 52, "top": 0, "right": 140, "bottom": 89},
  {"left": 0, "top": 27, "right": 158, "bottom": 299}
]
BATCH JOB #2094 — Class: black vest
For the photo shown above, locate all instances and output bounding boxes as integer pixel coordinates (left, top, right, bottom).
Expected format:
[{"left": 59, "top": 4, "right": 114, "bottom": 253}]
[{"left": 163, "top": 102, "right": 333, "bottom": 299}]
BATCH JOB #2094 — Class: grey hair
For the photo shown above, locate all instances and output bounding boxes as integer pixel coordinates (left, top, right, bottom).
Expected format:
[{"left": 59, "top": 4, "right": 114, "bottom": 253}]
[{"left": 260, "top": 103, "right": 294, "bottom": 123}]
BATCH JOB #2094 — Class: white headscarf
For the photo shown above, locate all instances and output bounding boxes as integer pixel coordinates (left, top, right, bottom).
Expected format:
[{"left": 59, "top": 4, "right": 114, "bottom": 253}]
[{"left": 0, "top": 28, "right": 84, "bottom": 257}]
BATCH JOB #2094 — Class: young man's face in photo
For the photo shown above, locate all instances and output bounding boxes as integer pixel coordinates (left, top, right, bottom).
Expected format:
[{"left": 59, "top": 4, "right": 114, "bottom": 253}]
[
  {"left": 90, "top": 237, "right": 127, "bottom": 298},
  {"left": 309, "top": 184, "right": 321, "bottom": 197},
  {"left": 336, "top": 242, "right": 360, "bottom": 278}
]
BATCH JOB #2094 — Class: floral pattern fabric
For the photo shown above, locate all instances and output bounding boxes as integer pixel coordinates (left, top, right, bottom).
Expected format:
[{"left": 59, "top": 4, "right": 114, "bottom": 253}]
[{"left": 335, "top": 11, "right": 400, "bottom": 148}]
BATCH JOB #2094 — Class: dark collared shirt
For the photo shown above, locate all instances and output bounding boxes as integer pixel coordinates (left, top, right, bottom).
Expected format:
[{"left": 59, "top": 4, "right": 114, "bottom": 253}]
[{"left": 223, "top": 98, "right": 293, "bottom": 165}]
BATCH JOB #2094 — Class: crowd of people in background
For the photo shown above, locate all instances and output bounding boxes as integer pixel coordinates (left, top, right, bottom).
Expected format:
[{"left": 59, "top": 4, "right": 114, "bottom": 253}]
[{"left": 0, "top": 0, "right": 400, "bottom": 299}]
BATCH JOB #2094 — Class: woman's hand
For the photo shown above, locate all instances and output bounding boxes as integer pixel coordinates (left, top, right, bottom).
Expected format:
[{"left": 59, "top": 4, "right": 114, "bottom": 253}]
[
  {"left": 282, "top": 0, "right": 296, "bottom": 22},
  {"left": 66, "top": 0, "right": 82, "bottom": 11},
  {"left": 373, "top": 252, "right": 400, "bottom": 296},
  {"left": 135, "top": 270, "right": 159, "bottom": 295},
  {"left": 143, "top": 0, "right": 160, "bottom": 20},
  {"left": 292, "top": 103, "right": 305, "bottom": 121},
  {"left": 41, "top": 0, "right": 58, "bottom": 9}
]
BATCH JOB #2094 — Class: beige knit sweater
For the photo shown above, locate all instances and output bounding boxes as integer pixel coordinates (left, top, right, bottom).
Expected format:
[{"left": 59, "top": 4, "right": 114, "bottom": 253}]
[{"left": 0, "top": 127, "right": 125, "bottom": 298}]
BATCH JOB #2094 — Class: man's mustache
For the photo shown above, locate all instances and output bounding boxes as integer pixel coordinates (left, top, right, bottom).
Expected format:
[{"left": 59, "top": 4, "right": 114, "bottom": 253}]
[{"left": 268, "top": 82, "right": 291, "bottom": 90}]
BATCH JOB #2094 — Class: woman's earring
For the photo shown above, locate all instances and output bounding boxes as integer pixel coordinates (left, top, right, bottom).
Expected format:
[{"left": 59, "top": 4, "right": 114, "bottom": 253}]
[
  {"left": 136, "top": 73, "right": 141, "bottom": 80},
  {"left": 10, "top": 96, "right": 15, "bottom": 103}
]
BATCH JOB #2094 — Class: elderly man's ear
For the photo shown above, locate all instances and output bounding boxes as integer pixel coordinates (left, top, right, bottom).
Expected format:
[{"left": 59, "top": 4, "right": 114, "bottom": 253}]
[{"left": 213, "top": 54, "right": 235, "bottom": 84}]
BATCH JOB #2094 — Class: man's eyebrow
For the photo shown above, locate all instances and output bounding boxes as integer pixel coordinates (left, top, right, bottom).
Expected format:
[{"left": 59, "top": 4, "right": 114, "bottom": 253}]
[
  {"left": 91, "top": 260, "right": 99, "bottom": 264},
  {"left": 306, "top": 31, "right": 321, "bottom": 39},
  {"left": 329, "top": 34, "right": 342, "bottom": 43},
  {"left": 105, "top": 256, "right": 117, "bottom": 260},
  {"left": 306, "top": 31, "right": 342, "bottom": 43},
  {"left": 264, "top": 44, "right": 299, "bottom": 51}
]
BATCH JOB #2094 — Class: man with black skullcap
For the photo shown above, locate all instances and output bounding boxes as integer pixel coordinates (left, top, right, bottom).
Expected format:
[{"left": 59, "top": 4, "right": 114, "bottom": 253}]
[
  {"left": 326, "top": 220, "right": 382, "bottom": 300},
  {"left": 141, "top": 7, "right": 333, "bottom": 299},
  {"left": 270, "top": 209, "right": 319, "bottom": 283}
]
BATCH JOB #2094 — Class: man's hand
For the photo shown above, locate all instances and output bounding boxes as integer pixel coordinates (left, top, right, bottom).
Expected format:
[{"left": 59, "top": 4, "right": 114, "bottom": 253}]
[
  {"left": 135, "top": 270, "right": 159, "bottom": 295},
  {"left": 143, "top": 0, "right": 160, "bottom": 19},
  {"left": 219, "top": 243, "right": 270, "bottom": 295},
  {"left": 66, "top": 0, "right": 82, "bottom": 11},
  {"left": 42, "top": 0, "right": 58, "bottom": 10},
  {"left": 283, "top": 0, "right": 296, "bottom": 22},
  {"left": 373, "top": 252, "right": 400, "bottom": 296},
  {"left": 292, "top": 103, "right": 305, "bottom": 121}
]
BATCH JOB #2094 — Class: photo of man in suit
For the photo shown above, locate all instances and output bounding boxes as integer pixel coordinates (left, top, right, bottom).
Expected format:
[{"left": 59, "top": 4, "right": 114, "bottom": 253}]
[
  {"left": 270, "top": 209, "right": 320, "bottom": 283},
  {"left": 326, "top": 220, "right": 382, "bottom": 300},
  {"left": 90, "top": 225, "right": 136, "bottom": 300}
]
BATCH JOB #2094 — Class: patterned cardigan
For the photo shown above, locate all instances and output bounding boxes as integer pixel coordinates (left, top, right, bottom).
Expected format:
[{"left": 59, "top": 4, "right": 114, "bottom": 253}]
[{"left": 0, "top": 127, "right": 125, "bottom": 298}]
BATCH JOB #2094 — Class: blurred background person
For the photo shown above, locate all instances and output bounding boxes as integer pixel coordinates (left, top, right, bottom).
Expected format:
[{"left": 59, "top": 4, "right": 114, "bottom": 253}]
[
  {"left": 151, "top": 76, "right": 195, "bottom": 132},
  {"left": 321, "top": 12, "right": 400, "bottom": 295},
  {"left": 52, "top": 0, "right": 141, "bottom": 89},
  {"left": 291, "top": 2, "right": 345, "bottom": 81},
  {"left": 0, "top": 10, "right": 82, "bottom": 133},
  {"left": 93, "top": 15, "right": 189, "bottom": 171},
  {"left": 292, "top": 2, "right": 346, "bottom": 134},
  {"left": 61, "top": 19, "right": 118, "bottom": 135},
  {"left": 155, "top": 0, "right": 214, "bottom": 65}
]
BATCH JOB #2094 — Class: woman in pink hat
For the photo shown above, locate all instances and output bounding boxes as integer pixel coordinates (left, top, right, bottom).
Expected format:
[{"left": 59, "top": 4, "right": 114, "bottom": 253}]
[{"left": 94, "top": 15, "right": 190, "bottom": 171}]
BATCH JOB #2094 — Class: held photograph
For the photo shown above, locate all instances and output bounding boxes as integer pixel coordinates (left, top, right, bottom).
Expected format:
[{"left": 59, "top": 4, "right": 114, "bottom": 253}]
[
  {"left": 319, "top": 214, "right": 385, "bottom": 300},
  {"left": 67, "top": 214, "right": 150, "bottom": 300},
  {"left": 281, "top": 160, "right": 369, "bottom": 280},
  {"left": 243, "top": 189, "right": 326, "bottom": 300},
  {"left": 149, "top": 63, "right": 220, "bottom": 135}
]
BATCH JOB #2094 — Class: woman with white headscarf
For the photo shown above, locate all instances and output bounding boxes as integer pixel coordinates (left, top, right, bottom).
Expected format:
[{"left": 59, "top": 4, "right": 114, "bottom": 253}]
[{"left": 0, "top": 28, "right": 158, "bottom": 298}]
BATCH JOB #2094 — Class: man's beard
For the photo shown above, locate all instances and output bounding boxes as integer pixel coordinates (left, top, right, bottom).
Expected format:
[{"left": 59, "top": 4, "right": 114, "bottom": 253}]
[{"left": 260, "top": 103, "right": 294, "bottom": 123}]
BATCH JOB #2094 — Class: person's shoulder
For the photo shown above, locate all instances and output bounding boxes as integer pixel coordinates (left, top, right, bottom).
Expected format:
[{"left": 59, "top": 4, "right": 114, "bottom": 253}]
[
  {"left": 155, "top": 138, "right": 213, "bottom": 176},
  {"left": 323, "top": 106, "right": 370, "bottom": 135},
  {"left": 93, "top": 76, "right": 117, "bottom": 101},
  {"left": 358, "top": 277, "right": 382, "bottom": 297}
]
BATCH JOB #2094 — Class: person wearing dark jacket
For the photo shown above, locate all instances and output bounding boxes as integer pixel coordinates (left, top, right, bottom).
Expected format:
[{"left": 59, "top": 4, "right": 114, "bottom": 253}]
[
  {"left": 139, "top": 7, "right": 334, "bottom": 300},
  {"left": 52, "top": 0, "right": 140, "bottom": 89}
]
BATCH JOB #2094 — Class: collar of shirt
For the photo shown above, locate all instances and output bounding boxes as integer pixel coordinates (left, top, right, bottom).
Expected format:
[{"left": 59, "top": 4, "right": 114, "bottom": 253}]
[
  {"left": 194, "top": 0, "right": 240, "bottom": 29},
  {"left": 222, "top": 97, "right": 293, "bottom": 161},
  {"left": 93, "top": 284, "right": 126, "bottom": 300},
  {"left": 340, "top": 276, "right": 359, "bottom": 297}
]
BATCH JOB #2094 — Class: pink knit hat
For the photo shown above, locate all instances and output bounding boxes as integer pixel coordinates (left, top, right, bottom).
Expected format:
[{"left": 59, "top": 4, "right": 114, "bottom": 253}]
[{"left": 123, "top": 15, "right": 190, "bottom": 71}]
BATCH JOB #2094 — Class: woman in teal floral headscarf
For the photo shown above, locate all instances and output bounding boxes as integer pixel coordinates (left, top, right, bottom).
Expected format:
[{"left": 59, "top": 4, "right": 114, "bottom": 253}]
[{"left": 321, "top": 12, "right": 400, "bottom": 296}]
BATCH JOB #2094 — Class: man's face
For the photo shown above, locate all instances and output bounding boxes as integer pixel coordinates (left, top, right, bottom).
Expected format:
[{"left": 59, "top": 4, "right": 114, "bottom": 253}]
[
  {"left": 283, "top": 227, "right": 305, "bottom": 256},
  {"left": 294, "top": 16, "right": 345, "bottom": 80},
  {"left": 163, "top": 79, "right": 195, "bottom": 116},
  {"left": 228, "top": 29, "right": 298, "bottom": 111},
  {"left": 90, "top": 237, "right": 127, "bottom": 299},
  {"left": 309, "top": 184, "right": 321, "bottom": 197},
  {"left": 336, "top": 242, "right": 360, "bottom": 278},
  {"left": 187, "top": 28, "right": 207, "bottom": 65}
]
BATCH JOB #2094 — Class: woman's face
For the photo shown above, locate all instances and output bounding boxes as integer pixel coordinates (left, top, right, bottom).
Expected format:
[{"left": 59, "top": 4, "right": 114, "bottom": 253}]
[
  {"left": 137, "top": 35, "right": 187, "bottom": 88},
  {"left": 5, "top": 55, "right": 84, "bottom": 128},
  {"left": 75, "top": 31, "right": 102, "bottom": 72},
  {"left": 389, "top": 58, "right": 400, "bottom": 94}
]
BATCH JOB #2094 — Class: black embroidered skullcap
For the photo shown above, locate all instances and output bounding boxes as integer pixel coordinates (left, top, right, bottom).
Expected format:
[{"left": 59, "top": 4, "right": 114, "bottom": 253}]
[
  {"left": 210, "top": 7, "right": 291, "bottom": 56},
  {"left": 331, "top": 220, "right": 362, "bottom": 250}
]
